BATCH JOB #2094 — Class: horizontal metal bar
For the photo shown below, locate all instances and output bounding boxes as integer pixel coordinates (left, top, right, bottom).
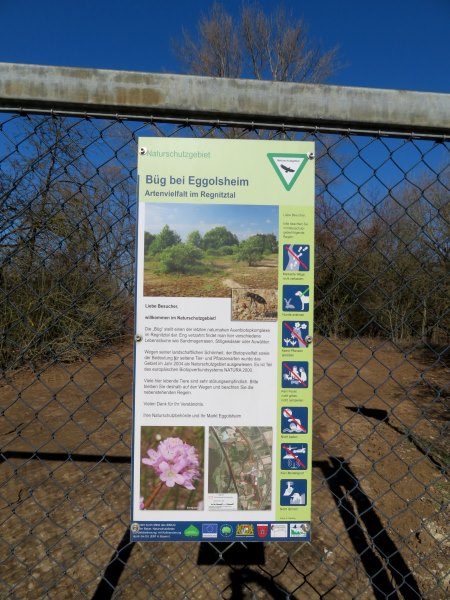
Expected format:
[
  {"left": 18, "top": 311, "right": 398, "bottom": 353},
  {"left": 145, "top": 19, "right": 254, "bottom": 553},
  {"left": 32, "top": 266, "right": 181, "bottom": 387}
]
[
  {"left": 0, "top": 105, "right": 447, "bottom": 142},
  {"left": 0, "top": 62, "right": 449, "bottom": 138}
]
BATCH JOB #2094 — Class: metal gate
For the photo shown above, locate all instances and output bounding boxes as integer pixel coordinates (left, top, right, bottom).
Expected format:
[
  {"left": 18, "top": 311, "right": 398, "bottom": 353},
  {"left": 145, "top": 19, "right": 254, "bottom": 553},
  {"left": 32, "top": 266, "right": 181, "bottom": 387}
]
[{"left": 0, "top": 64, "right": 449, "bottom": 599}]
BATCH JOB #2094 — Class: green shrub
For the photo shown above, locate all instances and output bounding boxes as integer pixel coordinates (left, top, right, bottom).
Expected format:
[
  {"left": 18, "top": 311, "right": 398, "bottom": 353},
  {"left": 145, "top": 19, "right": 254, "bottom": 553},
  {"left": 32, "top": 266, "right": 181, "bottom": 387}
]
[
  {"left": 235, "top": 236, "right": 265, "bottom": 265},
  {"left": 158, "top": 244, "right": 204, "bottom": 273},
  {"left": 202, "top": 226, "right": 239, "bottom": 250},
  {"left": 218, "top": 245, "right": 235, "bottom": 255}
]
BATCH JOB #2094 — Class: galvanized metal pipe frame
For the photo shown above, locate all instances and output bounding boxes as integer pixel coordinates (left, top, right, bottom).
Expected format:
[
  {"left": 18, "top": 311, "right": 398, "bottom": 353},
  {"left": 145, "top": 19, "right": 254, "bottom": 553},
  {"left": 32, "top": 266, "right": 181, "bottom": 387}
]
[{"left": 0, "top": 62, "right": 449, "bottom": 138}]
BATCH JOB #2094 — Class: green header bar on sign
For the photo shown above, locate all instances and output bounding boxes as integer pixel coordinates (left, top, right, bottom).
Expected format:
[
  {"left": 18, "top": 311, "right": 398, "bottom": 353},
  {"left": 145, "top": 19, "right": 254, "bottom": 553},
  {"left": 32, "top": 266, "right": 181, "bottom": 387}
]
[{"left": 138, "top": 138, "right": 314, "bottom": 206}]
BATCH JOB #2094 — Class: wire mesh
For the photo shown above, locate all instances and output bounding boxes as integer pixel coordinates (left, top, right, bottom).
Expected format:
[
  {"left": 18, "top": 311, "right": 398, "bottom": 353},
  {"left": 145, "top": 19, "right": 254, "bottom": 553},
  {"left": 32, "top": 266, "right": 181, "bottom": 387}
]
[{"left": 0, "top": 110, "right": 448, "bottom": 599}]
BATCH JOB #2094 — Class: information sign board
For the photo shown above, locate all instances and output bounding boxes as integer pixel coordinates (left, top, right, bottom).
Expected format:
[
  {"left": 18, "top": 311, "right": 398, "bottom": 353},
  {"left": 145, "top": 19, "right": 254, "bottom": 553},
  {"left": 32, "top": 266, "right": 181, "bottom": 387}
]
[{"left": 131, "top": 137, "right": 314, "bottom": 542}]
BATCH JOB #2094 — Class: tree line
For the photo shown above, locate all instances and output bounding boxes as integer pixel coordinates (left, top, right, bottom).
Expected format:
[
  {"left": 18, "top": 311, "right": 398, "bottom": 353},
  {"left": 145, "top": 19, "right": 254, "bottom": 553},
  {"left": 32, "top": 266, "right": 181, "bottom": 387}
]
[
  {"left": 0, "top": 116, "right": 134, "bottom": 371},
  {"left": 145, "top": 225, "right": 277, "bottom": 273},
  {"left": 314, "top": 175, "right": 449, "bottom": 344},
  {"left": 1, "top": 116, "right": 447, "bottom": 373}
]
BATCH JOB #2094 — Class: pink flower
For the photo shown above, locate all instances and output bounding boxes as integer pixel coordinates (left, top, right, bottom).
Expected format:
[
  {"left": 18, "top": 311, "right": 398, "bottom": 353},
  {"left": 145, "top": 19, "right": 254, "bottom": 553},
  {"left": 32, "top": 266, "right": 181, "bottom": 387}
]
[
  {"left": 158, "top": 461, "right": 186, "bottom": 487},
  {"left": 142, "top": 437, "right": 200, "bottom": 490}
]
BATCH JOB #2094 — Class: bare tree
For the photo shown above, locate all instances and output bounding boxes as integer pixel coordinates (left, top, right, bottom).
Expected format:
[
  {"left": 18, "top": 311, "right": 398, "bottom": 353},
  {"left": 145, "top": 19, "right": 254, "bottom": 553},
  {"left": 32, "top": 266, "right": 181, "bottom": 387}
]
[
  {"left": 175, "top": 2, "right": 242, "bottom": 78},
  {"left": 174, "top": 2, "right": 339, "bottom": 83}
]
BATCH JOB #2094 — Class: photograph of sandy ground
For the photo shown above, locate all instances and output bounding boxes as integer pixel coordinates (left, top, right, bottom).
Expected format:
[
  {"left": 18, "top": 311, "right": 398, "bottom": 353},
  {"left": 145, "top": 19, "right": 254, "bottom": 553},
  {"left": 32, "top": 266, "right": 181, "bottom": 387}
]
[
  {"left": 0, "top": 339, "right": 448, "bottom": 598},
  {"left": 231, "top": 288, "right": 278, "bottom": 321},
  {"left": 144, "top": 254, "right": 278, "bottom": 299}
]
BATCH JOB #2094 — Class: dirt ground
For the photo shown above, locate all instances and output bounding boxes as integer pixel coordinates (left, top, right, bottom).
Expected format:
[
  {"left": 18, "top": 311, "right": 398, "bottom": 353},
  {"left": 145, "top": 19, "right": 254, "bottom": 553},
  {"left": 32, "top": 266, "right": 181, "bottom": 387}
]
[
  {"left": 0, "top": 339, "right": 448, "bottom": 599},
  {"left": 143, "top": 255, "right": 278, "bottom": 298}
]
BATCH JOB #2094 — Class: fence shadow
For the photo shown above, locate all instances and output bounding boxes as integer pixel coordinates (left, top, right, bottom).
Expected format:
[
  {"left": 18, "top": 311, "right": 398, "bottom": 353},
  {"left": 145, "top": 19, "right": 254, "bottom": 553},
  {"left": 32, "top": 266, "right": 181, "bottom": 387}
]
[
  {"left": 2, "top": 449, "right": 423, "bottom": 599},
  {"left": 345, "top": 406, "right": 447, "bottom": 471},
  {"left": 1, "top": 450, "right": 422, "bottom": 600},
  {"left": 198, "top": 543, "right": 298, "bottom": 599},
  {"left": 197, "top": 541, "right": 265, "bottom": 565},
  {"left": 319, "top": 457, "right": 422, "bottom": 600},
  {"left": 228, "top": 568, "right": 296, "bottom": 600},
  {"left": 92, "top": 528, "right": 133, "bottom": 600}
]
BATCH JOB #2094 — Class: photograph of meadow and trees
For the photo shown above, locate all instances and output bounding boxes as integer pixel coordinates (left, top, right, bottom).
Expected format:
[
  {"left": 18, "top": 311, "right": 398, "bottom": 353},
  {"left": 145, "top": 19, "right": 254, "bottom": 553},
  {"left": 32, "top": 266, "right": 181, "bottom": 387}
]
[{"left": 143, "top": 203, "right": 279, "bottom": 297}]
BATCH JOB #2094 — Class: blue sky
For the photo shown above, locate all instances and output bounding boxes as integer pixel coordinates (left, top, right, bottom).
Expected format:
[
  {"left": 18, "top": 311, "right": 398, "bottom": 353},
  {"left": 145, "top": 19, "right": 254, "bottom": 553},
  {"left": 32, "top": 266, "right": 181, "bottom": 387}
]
[
  {"left": 144, "top": 203, "right": 279, "bottom": 241},
  {"left": 0, "top": 0, "right": 449, "bottom": 93}
]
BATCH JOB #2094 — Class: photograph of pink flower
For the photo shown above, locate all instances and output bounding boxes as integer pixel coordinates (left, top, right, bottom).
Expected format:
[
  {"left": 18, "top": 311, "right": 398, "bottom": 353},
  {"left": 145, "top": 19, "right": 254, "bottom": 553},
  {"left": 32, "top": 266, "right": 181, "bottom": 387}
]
[{"left": 140, "top": 426, "right": 204, "bottom": 511}]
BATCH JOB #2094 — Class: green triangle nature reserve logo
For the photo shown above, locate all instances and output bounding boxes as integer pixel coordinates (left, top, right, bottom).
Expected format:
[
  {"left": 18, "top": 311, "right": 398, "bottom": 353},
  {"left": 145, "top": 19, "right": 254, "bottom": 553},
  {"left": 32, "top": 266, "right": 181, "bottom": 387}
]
[{"left": 267, "top": 153, "right": 309, "bottom": 191}]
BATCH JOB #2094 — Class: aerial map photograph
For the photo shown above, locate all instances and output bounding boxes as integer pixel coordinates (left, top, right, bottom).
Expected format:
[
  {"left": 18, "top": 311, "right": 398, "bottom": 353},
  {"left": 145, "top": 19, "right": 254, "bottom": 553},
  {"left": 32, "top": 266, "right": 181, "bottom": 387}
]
[{"left": 208, "top": 426, "right": 273, "bottom": 510}]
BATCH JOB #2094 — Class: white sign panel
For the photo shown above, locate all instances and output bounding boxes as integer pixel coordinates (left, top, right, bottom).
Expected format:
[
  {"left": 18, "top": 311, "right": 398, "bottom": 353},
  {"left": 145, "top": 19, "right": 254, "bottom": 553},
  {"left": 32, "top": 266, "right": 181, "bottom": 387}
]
[{"left": 131, "top": 137, "right": 314, "bottom": 542}]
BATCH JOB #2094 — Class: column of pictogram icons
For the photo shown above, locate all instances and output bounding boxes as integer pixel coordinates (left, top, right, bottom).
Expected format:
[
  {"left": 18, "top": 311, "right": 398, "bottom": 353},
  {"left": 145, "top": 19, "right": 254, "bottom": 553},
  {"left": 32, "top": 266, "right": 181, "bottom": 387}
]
[{"left": 279, "top": 241, "right": 312, "bottom": 508}]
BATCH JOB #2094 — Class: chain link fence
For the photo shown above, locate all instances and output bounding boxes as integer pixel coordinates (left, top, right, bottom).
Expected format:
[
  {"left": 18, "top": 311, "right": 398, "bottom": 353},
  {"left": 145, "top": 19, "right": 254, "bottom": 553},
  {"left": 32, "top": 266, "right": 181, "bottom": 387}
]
[{"left": 0, "top": 91, "right": 449, "bottom": 599}]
